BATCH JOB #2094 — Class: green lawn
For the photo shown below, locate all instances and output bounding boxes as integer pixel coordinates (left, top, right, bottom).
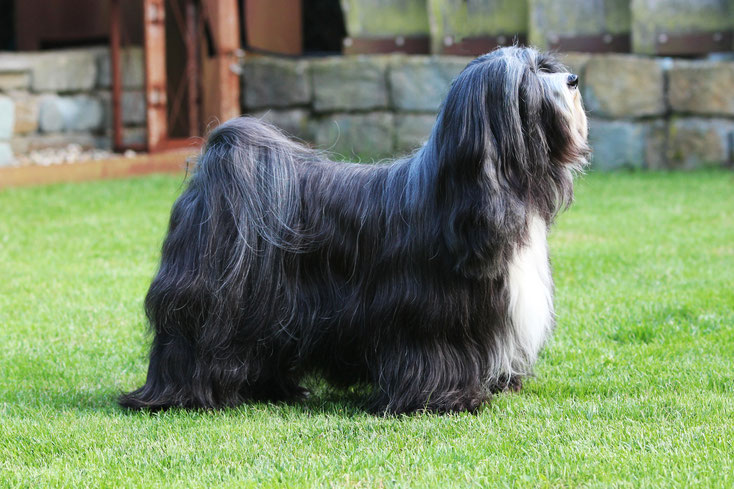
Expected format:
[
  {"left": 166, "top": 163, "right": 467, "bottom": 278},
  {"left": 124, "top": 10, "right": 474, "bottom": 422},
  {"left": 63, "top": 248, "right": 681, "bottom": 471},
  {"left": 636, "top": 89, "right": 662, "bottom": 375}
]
[{"left": 1, "top": 171, "right": 732, "bottom": 488}]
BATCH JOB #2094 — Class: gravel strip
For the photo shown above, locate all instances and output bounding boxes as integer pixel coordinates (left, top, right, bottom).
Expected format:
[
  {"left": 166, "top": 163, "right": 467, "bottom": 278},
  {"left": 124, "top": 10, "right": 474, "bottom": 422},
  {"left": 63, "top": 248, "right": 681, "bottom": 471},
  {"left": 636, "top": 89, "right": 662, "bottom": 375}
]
[{"left": 12, "top": 144, "right": 138, "bottom": 167}]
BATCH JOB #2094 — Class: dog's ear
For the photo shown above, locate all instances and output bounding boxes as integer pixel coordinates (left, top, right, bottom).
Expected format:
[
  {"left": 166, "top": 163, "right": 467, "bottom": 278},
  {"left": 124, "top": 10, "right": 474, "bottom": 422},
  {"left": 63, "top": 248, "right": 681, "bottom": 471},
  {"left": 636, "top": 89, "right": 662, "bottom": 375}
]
[
  {"left": 432, "top": 59, "right": 496, "bottom": 184},
  {"left": 428, "top": 54, "right": 535, "bottom": 278},
  {"left": 433, "top": 52, "right": 544, "bottom": 189}
]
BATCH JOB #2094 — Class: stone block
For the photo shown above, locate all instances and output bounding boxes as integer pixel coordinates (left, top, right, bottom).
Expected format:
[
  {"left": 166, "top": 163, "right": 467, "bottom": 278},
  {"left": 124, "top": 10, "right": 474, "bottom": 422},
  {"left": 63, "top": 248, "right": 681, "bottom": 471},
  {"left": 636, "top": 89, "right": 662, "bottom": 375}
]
[
  {"left": 588, "top": 119, "right": 646, "bottom": 170},
  {"left": 0, "top": 54, "right": 32, "bottom": 91},
  {"left": 313, "top": 112, "right": 394, "bottom": 159},
  {"left": 97, "top": 47, "right": 145, "bottom": 89},
  {"left": 667, "top": 118, "right": 734, "bottom": 169},
  {"left": 583, "top": 55, "right": 665, "bottom": 118},
  {"left": 668, "top": 60, "right": 734, "bottom": 116},
  {"left": 312, "top": 56, "right": 389, "bottom": 112},
  {"left": 588, "top": 118, "right": 668, "bottom": 170},
  {"left": 97, "top": 91, "right": 138, "bottom": 131},
  {"left": 10, "top": 92, "right": 40, "bottom": 135},
  {"left": 31, "top": 48, "right": 102, "bottom": 92},
  {"left": 39, "top": 96, "right": 75, "bottom": 132},
  {"left": 249, "top": 110, "right": 312, "bottom": 141},
  {"left": 395, "top": 114, "right": 435, "bottom": 153},
  {"left": 122, "top": 91, "right": 146, "bottom": 125},
  {"left": 242, "top": 58, "right": 310, "bottom": 110},
  {"left": 0, "top": 71, "right": 30, "bottom": 91},
  {"left": 389, "top": 56, "right": 469, "bottom": 112},
  {"left": 70, "top": 95, "right": 104, "bottom": 132},
  {"left": 0, "top": 142, "right": 13, "bottom": 166},
  {"left": 0, "top": 95, "right": 14, "bottom": 139},
  {"left": 39, "top": 95, "right": 104, "bottom": 133}
]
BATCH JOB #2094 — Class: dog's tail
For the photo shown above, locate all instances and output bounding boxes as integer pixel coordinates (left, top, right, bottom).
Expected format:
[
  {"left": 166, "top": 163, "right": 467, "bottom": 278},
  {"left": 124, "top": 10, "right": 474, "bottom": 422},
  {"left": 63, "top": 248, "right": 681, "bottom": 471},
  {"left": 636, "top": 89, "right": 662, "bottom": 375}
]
[{"left": 120, "top": 117, "right": 308, "bottom": 410}]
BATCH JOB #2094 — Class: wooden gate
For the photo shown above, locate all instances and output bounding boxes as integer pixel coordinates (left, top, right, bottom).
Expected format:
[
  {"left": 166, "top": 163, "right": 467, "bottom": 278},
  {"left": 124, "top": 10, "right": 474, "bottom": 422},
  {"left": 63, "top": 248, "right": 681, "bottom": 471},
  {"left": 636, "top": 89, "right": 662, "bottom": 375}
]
[{"left": 111, "top": 0, "right": 241, "bottom": 152}]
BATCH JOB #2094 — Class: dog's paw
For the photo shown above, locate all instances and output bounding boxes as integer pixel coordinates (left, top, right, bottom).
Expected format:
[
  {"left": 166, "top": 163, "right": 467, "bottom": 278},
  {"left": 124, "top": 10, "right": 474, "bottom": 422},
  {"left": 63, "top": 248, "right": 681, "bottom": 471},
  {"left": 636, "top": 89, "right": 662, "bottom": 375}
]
[{"left": 488, "top": 375, "right": 523, "bottom": 394}]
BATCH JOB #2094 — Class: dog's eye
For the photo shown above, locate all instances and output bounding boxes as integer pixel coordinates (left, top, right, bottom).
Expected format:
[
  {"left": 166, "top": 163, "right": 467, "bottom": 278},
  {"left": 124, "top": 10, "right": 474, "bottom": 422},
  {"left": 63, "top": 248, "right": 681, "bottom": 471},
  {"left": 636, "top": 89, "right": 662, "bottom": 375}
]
[{"left": 567, "top": 74, "right": 579, "bottom": 89}]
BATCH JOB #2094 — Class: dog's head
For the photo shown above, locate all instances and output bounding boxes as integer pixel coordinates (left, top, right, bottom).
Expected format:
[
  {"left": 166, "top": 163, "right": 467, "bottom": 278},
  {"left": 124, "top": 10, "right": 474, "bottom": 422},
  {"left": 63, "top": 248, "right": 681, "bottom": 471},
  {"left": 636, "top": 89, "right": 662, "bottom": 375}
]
[{"left": 434, "top": 46, "right": 590, "bottom": 194}]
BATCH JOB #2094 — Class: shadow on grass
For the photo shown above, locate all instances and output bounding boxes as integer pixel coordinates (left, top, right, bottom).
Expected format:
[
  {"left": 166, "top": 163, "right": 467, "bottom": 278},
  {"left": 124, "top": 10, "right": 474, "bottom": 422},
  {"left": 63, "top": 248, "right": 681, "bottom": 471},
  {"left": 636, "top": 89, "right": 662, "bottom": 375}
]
[
  {"left": 113, "top": 386, "right": 372, "bottom": 419},
  {"left": 5, "top": 385, "right": 373, "bottom": 420},
  {"left": 109, "top": 378, "right": 373, "bottom": 418}
]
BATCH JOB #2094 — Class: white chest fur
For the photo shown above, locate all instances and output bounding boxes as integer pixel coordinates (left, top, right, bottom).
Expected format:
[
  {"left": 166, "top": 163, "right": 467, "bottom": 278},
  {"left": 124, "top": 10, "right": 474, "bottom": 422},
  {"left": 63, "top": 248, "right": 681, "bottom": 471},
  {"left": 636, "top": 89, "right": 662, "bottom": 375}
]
[{"left": 505, "top": 214, "right": 555, "bottom": 375}]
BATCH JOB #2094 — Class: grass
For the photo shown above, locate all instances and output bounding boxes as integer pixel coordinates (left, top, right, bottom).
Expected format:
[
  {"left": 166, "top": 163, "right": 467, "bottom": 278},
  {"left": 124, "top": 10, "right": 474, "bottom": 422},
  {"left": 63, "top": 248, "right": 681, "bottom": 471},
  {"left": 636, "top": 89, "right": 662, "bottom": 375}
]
[{"left": 1, "top": 170, "right": 733, "bottom": 488}]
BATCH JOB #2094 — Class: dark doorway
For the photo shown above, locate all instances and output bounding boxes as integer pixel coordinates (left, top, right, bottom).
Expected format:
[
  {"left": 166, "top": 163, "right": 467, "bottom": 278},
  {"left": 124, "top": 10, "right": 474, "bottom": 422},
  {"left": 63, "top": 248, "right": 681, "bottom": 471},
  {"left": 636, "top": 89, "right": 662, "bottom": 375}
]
[
  {"left": 0, "top": 0, "right": 15, "bottom": 50},
  {"left": 303, "top": 0, "right": 346, "bottom": 55}
]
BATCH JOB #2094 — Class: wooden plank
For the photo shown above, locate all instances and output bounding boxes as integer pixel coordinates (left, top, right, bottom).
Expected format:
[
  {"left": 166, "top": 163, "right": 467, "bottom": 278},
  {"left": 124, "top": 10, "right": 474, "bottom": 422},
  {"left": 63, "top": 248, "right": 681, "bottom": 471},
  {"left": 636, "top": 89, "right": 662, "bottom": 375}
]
[
  {"left": 207, "top": 0, "right": 242, "bottom": 52},
  {"left": 0, "top": 149, "right": 198, "bottom": 189},
  {"left": 201, "top": 0, "right": 241, "bottom": 127},
  {"left": 110, "top": 0, "right": 124, "bottom": 150},
  {"left": 144, "top": 0, "right": 168, "bottom": 152},
  {"left": 186, "top": 0, "right": 200, "bottom": 137},
  {"left": 244, "top": 0, "right": 301, "bottom": 55}
]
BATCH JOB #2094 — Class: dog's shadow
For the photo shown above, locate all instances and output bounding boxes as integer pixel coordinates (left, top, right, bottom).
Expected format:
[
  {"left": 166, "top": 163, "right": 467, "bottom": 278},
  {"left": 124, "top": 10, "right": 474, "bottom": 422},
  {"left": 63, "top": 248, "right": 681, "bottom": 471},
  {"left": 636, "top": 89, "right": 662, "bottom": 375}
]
[
  {"left": 29, "top": 383, "right": 553, "bottom": 419},
  {"left": 31, "top": 377, "right": 534, "bottom": 418},
  {"left": 109, "top": 378, "right": 375, "bottom": 418}
]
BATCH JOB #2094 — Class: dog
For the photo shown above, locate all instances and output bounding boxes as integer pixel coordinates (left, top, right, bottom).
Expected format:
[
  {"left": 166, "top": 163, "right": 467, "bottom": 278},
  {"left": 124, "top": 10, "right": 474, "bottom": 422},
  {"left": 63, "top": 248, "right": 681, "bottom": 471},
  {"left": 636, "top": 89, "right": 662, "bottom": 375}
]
[{"left": 120, "top": 46, "right": 589, "bottom": 414}]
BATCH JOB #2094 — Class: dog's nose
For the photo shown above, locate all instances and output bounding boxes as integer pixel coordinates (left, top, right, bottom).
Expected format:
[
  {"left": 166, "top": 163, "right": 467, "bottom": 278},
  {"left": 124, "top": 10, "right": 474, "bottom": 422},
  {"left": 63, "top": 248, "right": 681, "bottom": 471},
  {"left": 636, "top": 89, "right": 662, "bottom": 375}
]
[{"left": 567, "top": 74, "right": 579, "bottom": 88}]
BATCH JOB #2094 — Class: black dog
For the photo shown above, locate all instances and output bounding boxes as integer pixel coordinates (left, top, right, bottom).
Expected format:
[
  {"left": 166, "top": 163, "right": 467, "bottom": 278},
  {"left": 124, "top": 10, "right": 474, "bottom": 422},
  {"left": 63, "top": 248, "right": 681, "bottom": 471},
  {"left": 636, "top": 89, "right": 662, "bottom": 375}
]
[{"left": 121, "top": 46, "right": 590, "bottom": 414}]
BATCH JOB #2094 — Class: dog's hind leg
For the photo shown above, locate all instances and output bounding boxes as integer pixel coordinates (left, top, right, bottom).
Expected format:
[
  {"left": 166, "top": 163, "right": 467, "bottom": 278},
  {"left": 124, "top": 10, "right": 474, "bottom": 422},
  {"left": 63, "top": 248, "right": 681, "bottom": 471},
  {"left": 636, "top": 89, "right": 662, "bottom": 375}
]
[
  {"left": 119, "top": 192, "right": 253, "bottom": 410},
  {"left": 369, "top": 339, "right": 490, "bottom": 415},
  {"left": 121, "top": 327, "right": 272, "bottom": 410},
  {"left": 119, "top": 330, "right": 201, "bottom": 410},
  {"left": 122, "top": 118, "right": 311, "bottom": 411}
]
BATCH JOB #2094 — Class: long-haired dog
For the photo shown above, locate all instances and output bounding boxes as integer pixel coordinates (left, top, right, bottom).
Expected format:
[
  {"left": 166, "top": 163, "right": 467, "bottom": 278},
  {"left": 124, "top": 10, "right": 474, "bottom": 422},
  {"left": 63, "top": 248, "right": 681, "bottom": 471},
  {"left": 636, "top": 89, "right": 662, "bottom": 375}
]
[{"left": 121, "top": 46, "right": 589, "bottom": 414}]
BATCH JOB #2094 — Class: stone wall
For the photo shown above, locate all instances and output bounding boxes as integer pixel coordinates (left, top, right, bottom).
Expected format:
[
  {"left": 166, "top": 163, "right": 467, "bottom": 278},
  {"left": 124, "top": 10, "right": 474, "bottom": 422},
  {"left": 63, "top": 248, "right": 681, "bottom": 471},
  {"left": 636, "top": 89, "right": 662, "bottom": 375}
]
[
  {"left": 2, "top": 46, "right": 733, "bottom": 170},
  {"left": 0, "top": 47, "right": 146, "bottom": 166},
  {"left": 579, "top": 54, "right": 734, "bottom": 169},
  {"left": 243, "top": 52, "right": 734, "bottom": 170},
  {"left": 242, "top": 54, "right": 469, "bottom": 159}
]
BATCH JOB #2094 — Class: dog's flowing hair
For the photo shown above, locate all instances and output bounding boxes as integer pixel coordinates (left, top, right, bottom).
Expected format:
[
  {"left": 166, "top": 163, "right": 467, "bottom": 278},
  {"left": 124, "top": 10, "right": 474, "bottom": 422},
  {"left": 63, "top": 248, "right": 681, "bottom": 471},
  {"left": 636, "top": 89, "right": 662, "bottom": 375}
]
[{"left": 121, "top": 46, "right": 589, "bottom": 414}]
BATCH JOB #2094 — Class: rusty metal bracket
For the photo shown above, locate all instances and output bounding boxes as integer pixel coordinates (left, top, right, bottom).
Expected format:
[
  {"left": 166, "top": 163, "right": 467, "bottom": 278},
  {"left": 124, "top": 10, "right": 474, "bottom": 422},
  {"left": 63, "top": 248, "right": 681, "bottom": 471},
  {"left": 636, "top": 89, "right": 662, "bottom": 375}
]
[
  {"left": 546, "top": 33, "right": 630, "bottom": 53},
  {"left": 342, "top": 35, "right": 430, "bottom": 55},
  {"left": 654, "top": 31, "right": 733, "bottom": 56}
]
